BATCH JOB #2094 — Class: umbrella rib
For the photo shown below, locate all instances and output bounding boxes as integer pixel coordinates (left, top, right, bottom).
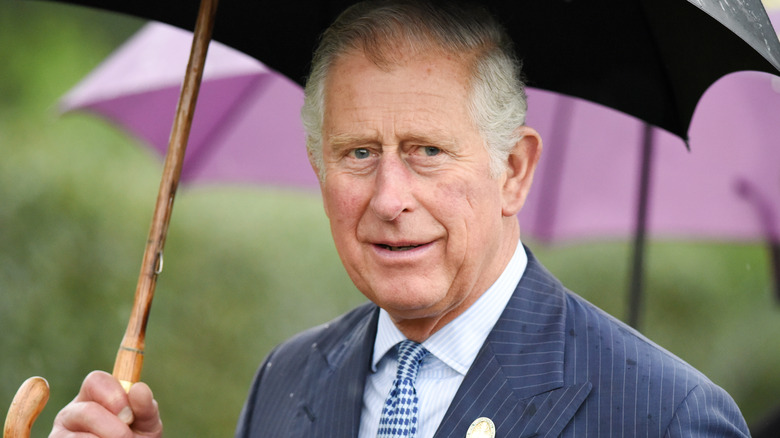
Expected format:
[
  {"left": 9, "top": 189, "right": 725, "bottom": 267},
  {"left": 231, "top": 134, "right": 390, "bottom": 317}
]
[
  {"left": 637, "top": 0, "right": 686, "bottom": 139},
  {"left": 182, "top": 74, "right": 268, "bottom": 181}
]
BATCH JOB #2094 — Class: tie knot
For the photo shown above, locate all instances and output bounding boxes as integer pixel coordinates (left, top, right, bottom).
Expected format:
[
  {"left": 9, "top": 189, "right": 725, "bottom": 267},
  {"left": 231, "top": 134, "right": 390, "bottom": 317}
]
[{"left": 396, "top": 340, "right": 428, "bottom": 382}]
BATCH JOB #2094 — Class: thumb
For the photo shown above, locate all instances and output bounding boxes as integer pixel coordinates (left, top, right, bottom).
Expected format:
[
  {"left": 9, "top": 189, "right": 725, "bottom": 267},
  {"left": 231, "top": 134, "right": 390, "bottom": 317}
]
[{"left": 127, "top": 382, "right": 163, "bottom": 436}]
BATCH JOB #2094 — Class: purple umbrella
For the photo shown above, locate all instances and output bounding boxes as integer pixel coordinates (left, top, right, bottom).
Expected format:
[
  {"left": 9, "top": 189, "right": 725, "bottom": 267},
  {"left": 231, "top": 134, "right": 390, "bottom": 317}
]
[
  {"left": 522, "top": 53, "right": 780, "bottom": 327},
  {"left": 523, "top": 72, "right": 780, "bottom": 243},
  {"left": 60, "top": 21, "right": 318, "bottom": 189}
]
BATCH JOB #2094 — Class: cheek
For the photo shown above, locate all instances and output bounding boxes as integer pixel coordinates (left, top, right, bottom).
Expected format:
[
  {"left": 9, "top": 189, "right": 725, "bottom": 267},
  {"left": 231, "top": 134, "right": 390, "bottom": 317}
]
[
  {"left": 435, "top": 175, "right": 501, "bottom": 218},
  {"left": 323, "top": 180, "right": 366, "bottom": 228},
  {"left": 436, "top": 181, "right": 504, "bottom": 265}
]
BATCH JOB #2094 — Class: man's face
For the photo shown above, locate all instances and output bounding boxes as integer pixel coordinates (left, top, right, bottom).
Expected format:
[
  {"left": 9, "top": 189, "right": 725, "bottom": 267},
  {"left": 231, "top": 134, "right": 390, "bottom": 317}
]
[{"left": 316, "top": 50, "right": 531, "bottom": 337}]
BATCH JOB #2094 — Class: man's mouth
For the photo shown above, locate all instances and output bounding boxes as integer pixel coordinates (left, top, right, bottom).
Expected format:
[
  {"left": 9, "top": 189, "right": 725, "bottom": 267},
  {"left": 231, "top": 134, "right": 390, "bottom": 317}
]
[{"left": 377, "top": 244, "right": 422, "bottom": 252}]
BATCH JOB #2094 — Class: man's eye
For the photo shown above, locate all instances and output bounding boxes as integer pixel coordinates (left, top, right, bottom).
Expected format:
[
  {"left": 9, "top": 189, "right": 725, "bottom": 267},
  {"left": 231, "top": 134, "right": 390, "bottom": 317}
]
[
  {"left": 422, "top": 146, "right": 441, "bottom": 157},
  {"left": 351, "top": 148, "right": 371, "bottom": 159}
]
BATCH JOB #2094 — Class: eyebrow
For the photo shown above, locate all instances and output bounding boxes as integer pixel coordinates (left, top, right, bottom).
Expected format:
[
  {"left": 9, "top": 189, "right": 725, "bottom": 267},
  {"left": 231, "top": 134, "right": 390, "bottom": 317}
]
[
  {"left": 326, "top": 131, "right": 458, "bottom": 151},
  {"left": 326, "top": 133, "right": 377, "bottom": 151}
]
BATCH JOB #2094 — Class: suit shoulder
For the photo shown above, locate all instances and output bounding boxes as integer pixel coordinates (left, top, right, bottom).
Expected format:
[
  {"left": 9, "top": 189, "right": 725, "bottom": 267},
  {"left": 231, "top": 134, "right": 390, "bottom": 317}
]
[
  {"left": 563, "top": 288, "right": 709, "bottom": 380},
  {"left": 560, "top": 289, "right": 748, "bottom": 435},
  {"left": 235, "top": 302, "right": 377, "bottom": 438}
]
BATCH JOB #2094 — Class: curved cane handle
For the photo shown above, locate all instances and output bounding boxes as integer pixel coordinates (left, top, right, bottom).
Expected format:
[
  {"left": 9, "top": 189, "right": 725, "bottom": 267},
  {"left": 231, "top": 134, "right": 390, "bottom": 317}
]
[{"left": 3, "top": 377, "right": 49, "bottom": 438}]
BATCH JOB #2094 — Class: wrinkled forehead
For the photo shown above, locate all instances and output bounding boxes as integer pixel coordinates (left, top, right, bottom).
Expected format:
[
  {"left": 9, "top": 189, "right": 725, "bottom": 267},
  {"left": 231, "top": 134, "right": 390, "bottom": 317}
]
[
  {"left": 342, "top": 31, "right": 476, "bottom": 75},
  {"left": 321, "top": 49, "right": 479, "bottom": 145}
]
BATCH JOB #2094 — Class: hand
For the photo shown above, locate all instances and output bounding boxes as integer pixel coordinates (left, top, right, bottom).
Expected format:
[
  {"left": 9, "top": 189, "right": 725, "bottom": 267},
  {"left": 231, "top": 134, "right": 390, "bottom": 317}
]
[{"left": 50, "top": 370, "right": 163, "bottom": 437}]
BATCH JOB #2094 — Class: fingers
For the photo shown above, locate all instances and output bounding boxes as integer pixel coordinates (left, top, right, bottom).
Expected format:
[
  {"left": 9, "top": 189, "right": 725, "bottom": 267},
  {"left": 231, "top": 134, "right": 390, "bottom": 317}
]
[
  {"left": 128, "top": 382, "right": 163, "bottom": 435},
  {"left": 51, "top": 371, "right": 132, "bottom": 437},
  {"left": 52, "top": 397, "right": 133, "bottom": 437},
  {"left": 50, "top": 371, "right": 162, "bottom": 438},
  {"left": 77, "top": 371, "right": 132, "bottom": 419}
]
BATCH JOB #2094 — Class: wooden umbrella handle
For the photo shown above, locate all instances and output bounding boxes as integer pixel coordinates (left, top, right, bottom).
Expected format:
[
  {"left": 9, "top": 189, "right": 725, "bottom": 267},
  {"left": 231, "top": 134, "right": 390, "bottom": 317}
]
[
  {"left": 4, "top": 1, "right": 218, "bottom": 437},
  {"left": 3, "top": 377, "right": 49, "bottom": 438},
  {"left": 113, "top": 0, "right": 219, "bottom": 391}
]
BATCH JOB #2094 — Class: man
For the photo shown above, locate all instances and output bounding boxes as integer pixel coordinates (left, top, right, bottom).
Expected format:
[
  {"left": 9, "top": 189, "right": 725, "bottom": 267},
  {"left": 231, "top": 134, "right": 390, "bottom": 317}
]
[{"left": 51, "top": 1, "right": 750, "bottom": 437}]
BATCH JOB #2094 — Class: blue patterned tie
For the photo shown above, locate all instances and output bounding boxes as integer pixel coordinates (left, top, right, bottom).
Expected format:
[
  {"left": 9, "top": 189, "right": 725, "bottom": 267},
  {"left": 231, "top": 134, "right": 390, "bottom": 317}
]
[{"left": 377, "top": 340, "right": 429, "bottom": 438}]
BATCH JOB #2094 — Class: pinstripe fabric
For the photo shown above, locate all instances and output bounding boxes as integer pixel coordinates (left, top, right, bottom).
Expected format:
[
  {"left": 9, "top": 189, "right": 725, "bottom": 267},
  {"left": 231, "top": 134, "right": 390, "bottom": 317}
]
[{"left": 235, "top": 248, "right": 749, "bottom": 437}]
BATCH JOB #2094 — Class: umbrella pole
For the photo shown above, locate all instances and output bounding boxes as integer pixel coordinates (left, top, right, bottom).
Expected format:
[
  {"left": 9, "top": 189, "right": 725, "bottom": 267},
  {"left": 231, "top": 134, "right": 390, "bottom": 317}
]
[
  {"left": 770, "top": 242, "right": 780, "bottom": 302},
  {"left": 113, "top": 0, "right": 219, "bottom": 392},
  {"left": 3, "top": 1, "right": 218, "bottom": 437},
  {"left": 627, "top": 124, "right": 655, "bottom": 329}
]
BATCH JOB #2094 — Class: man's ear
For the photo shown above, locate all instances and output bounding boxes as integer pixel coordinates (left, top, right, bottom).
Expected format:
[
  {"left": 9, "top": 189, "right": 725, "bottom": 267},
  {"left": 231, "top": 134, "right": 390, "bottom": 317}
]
[{"left": 501, "top": 126, "right": 542, "bottom": 216}]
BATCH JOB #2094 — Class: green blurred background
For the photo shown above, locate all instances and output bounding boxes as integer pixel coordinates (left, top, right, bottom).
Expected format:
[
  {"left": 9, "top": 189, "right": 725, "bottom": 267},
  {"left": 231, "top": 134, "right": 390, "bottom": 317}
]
[{"left": 1, "top": 0, "right": 779, "bottom": 436}]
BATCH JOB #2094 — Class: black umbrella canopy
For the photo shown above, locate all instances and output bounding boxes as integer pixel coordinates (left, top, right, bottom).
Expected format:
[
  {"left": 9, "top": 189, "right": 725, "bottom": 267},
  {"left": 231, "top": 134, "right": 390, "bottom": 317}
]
[{"left": 32, "top": 0, "right": 780, "bottom": 142}]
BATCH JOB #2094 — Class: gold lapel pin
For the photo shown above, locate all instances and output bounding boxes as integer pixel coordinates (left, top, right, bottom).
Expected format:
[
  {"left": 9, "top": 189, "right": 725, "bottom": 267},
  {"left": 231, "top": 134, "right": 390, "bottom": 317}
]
[{"left": 466, "top": 417, "right": 495, "bottom": 438}]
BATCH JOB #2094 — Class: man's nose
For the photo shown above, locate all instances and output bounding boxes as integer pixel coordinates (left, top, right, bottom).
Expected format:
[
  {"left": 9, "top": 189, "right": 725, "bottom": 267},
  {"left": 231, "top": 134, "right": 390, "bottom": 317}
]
[{"left": 369, "top": 155, "right": 414, "bottom": 221}]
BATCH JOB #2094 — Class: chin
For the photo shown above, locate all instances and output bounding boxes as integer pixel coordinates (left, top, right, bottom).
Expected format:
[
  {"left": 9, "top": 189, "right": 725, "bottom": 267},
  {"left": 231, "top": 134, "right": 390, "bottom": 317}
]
[{"left": 376, "top": 290, "right": 451, "bottom": 318}]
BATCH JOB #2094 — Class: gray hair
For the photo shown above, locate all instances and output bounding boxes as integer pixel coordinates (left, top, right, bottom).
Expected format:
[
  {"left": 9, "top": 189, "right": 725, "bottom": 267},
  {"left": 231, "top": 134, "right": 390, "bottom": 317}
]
[{"left": 301, "top": 0, "right": 528, "bottom": 178}]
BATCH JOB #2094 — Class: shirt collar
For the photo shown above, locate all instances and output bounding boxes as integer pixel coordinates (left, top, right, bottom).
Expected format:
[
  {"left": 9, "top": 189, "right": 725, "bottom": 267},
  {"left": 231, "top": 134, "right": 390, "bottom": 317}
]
[{"left": 371, "top": 241, "right": 528, "bottom": 374}]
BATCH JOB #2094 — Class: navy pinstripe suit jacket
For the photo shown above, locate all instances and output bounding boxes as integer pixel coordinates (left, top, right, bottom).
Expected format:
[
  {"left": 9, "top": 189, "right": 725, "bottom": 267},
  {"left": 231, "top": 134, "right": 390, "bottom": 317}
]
[{"left": 235, "top": 250, "right": 750, "bottom": 437}]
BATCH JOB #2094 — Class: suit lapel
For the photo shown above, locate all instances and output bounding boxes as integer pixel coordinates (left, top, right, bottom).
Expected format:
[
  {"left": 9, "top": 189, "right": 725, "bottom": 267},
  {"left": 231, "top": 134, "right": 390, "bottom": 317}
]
[
  {"left": 434, "top": 252, "right": 592, "bottom": 437},
  {"left": 298, "top": 304, "right": 379, "bottom": 437}
]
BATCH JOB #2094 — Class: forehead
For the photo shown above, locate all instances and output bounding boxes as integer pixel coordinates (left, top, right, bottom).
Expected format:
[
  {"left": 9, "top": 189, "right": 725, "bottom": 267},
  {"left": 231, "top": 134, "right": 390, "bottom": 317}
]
[
  {"left": 329, "top": 47, "right": 471, "bottom": 88},
  {"left": 322, "top": 51, "right": 475, "bottom": 136}
]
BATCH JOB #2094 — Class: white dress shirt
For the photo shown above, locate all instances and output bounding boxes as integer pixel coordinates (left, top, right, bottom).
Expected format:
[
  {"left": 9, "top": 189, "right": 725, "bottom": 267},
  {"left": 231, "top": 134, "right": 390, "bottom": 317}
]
[{"left": 358, "top": 242, "right": 528, "bottom": 438}]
